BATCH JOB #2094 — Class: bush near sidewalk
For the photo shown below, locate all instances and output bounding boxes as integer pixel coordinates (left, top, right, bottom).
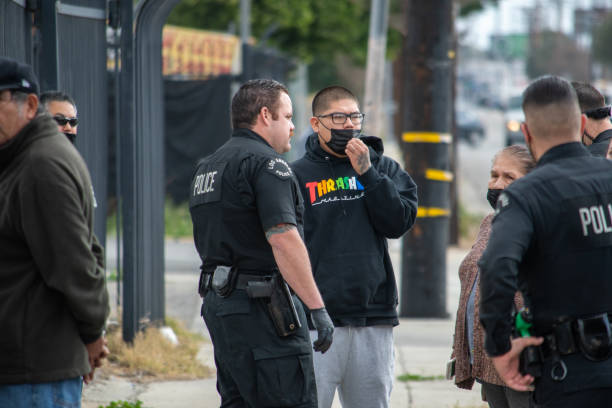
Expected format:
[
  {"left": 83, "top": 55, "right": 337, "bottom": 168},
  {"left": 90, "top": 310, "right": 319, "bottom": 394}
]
[{"left": 102, "top": 316, "right": 213, "bottom": 381}]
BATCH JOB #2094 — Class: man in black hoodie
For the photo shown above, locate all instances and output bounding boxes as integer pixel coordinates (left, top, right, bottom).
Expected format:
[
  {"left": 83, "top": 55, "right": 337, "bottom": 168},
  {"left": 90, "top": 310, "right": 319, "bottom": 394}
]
[
  {"left": 292, "top": 86, "right": 418, "bottom": 407},
  {"left": 571, "top": 81, "right": 612, "bottom": 157}
]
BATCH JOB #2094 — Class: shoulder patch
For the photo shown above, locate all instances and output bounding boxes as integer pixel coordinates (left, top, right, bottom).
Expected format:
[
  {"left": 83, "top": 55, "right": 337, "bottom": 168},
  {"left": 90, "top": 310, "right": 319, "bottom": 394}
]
[
  {"left": 494, "top": 192, "right": 510, "bottom": 216},
  {"left": 265, "top": 157, "right": 293, "bottom": 180}
]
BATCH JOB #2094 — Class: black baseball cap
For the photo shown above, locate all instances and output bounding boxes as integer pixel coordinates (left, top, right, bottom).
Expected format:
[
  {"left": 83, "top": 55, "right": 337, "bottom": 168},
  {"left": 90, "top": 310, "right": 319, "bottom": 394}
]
[{"left": 0, "top": 57, "right": 39, "bottom": 95}]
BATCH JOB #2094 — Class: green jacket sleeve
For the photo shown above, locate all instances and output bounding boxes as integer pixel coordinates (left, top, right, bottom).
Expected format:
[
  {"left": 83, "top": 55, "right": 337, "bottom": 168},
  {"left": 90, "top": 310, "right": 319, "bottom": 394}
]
[{"left": 20, "top": 153, "right": 109, "bottom": 344}]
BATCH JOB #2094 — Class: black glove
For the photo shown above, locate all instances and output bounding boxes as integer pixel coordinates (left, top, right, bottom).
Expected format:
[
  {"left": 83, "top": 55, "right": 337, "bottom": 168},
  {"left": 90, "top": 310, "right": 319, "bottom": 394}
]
[{"left": 310, "top": 307, "right": 334, "bottom": 353}]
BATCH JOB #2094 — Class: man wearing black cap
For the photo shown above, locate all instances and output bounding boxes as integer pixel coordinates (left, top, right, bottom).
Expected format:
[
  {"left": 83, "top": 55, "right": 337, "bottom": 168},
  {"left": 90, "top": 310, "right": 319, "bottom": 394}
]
[
  {"left": 0, "top": 57, "right": 109, "bottom": 406},
  {"left": 571, "top": 81, "right": 612, "bottom": 157}
]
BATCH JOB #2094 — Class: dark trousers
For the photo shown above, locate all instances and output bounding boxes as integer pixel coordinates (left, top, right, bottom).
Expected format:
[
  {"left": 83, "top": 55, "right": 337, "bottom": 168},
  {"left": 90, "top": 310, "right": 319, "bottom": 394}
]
[
  {"left": 202, "top": 288, "right": 317, "bottom": 408},
  {"left": 534, "top": 387, "right": 612, "bottom": 408},
  {"left": 481, "top": 382, "right": 532, "bottom": 408},
  {"left": 533, "top": 354, "right": 612, "bottom": 408}
]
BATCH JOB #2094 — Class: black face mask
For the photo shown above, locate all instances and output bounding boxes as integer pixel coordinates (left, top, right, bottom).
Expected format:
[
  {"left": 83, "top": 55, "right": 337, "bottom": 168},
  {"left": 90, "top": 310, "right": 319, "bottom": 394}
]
[
  {"left": 326, "top": 129, "right": 361, "bottom": 155},
  {"left": 64, "top": 133, "right": 76, "bottom": 144},
  {"left": 582, "top": 130, "right": 595, "bottom": 146},
  {"left": 487, "top": 188, "right": 503, "bottom": 209}
]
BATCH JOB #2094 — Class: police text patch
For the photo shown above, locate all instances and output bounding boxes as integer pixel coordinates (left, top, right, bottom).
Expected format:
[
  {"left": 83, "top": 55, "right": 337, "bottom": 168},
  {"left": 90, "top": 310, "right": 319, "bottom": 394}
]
[
  {"left": 190, "top": 162, "right": 226, "bottom": 207},
  {"left": 565, "top": 194, "right": 612, "bottom": 249},
  {"left": 265, "top": 157, "right": 292, "bottom": 180}
]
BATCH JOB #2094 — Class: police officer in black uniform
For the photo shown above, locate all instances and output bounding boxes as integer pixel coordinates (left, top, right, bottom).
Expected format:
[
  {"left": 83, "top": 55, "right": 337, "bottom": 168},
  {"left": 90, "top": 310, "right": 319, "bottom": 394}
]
[
  {"left": 189, "top": 79, "right": 333, "bottom": 407},
  {"left": 479, "top": 76, "right": 612, "bottom": 408},
  {"left": 571, "top": 81, "right": 612, "bottom": 157}
]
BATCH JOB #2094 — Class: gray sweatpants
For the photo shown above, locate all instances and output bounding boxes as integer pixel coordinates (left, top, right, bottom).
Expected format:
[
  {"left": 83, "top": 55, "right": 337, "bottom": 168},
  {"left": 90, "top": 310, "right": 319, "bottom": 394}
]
[{"left": 309, "top": 326, "right": 394, "bottom": 408}]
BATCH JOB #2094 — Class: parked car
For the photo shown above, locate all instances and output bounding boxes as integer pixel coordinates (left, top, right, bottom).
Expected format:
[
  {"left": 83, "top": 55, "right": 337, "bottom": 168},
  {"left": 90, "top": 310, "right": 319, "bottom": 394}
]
[
  {"left": 456, "top": 108, "right": 485, "bottom": 146},
  {"left": 504, "top": 95, "right": 524, "bottom": 146}
]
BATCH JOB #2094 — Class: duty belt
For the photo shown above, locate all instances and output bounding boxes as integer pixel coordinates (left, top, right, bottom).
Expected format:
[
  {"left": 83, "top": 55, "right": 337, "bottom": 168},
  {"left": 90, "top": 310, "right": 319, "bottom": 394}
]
[
  {"left": 198, "top": 266, "right": 276, "bottom": 297},
  {"left": 235, "top": 273, "right": 274, "bottom": 289},
  {"left": 541, "top": 313, "right": 612, "bottom": 358},
  {"left": 537, "top": 313, "right": 612, "bottom": 381}
]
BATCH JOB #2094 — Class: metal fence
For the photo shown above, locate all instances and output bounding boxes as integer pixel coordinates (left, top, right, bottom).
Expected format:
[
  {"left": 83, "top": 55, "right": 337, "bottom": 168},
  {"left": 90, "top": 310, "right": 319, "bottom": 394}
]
[
  {"left": 0, "top": 0, "right": 108, "bottom": 248},
  {"left": 56, "top": 1, "right": 109, "bottom": 249},
  {"left": 0, "top": 0, "right": 30, "bottom": 63},
  {"left": 1, "top": 0, "right": 171, "bottom": 342}
]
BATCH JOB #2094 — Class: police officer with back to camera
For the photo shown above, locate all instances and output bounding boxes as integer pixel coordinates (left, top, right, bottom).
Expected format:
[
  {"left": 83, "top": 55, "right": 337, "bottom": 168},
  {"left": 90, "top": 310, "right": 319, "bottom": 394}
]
[
  {"left": 571, "top": 81, "right": 612, "bottom": 157},
  {"left": 189, "top": 79, "right": 333, "bottom": 407},
  {"left": 479, "top": 75, "right": 612, "bottom": 408}
]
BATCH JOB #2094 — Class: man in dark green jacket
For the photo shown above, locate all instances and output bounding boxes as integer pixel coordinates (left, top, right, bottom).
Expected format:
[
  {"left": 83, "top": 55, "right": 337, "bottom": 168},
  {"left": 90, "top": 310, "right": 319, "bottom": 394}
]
[{"left": 0, "top": 57, "right": 109, "bottom": 406}]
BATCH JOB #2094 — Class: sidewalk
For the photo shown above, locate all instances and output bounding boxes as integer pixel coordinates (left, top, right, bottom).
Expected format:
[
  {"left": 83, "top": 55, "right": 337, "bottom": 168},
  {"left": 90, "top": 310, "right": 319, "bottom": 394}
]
[{"left": 83, "top": 241, "right": 487, "bottom": 408}]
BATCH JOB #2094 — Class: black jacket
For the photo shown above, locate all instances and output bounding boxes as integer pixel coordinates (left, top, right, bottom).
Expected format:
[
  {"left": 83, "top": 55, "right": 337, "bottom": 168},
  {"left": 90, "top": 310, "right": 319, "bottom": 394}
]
[
  {"left": 292, "top": 134, "right": 417, "bottom": 326},
  {"left": 587, "top": 128, "right": 612, "bottom": 157},
  {"left": 190, "top": 128, "right": 304, "bottom": 271},
  {"left": 479, "top": 142, "right": 612, "bottom": 402},
  {"left": 0, "top": 115, "right": 109, "bottom": 384}
]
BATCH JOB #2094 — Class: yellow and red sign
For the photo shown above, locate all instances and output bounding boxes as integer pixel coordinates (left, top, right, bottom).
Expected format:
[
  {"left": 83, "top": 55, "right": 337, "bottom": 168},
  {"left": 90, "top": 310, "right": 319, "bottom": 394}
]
[{"left": 162, "top": 25, "right": 240, "bottom": 78}]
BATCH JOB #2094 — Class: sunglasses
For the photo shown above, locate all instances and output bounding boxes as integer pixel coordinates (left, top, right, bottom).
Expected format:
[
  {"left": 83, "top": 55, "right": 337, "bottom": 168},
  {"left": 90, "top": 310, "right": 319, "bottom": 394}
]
[{"left": 53, "top": 115, "right": 78, "bottom": 127}]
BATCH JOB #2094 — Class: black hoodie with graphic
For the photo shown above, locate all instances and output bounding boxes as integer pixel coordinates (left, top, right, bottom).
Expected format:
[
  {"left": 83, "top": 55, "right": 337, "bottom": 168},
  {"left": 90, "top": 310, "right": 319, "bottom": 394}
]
[{"left": 292, "top": 133, "right": 418, "bottom": 326}]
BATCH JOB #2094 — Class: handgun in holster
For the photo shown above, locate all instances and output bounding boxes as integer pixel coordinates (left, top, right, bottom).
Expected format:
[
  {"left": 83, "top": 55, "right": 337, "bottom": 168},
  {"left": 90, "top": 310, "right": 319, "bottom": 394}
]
[
  {"left": 514, "top": 307, "right": 543, "bottom": 378},
  {"left": 246, "top": 275, "right": 301, "bottom": 337}
]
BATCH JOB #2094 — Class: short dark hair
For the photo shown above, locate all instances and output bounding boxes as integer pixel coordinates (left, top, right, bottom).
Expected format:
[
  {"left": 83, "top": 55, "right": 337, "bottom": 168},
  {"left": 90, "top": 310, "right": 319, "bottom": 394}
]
[
  {"left": 522, "top": 76, "right": 581, "bottom": 140},
  {"left": 231, "top": 79, "right": 288, "bottom": 129},
  {"left": 522, "top": 76, "right": 578, "bottom": 111},
  {"left": 312, "top": 86, "right": 358, "bottom": 116},
  {"left": 40, "top": 90, "right": 77, "bottom": 114},
  {"left": 571, "top": 81, "right": 605, "bottom": 113}
]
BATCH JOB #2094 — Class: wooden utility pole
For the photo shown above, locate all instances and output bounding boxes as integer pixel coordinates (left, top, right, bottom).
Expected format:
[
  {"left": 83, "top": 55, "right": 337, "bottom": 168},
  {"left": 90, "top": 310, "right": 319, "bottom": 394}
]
[{"left": 399, "top": 0, "right": 454, "bottom": 317}]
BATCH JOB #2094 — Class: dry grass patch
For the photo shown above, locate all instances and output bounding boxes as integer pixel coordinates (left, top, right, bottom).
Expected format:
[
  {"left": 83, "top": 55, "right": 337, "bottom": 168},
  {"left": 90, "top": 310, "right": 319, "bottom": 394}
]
[{"left": 102, "top": 317, "right": 213, "bottom": 381}]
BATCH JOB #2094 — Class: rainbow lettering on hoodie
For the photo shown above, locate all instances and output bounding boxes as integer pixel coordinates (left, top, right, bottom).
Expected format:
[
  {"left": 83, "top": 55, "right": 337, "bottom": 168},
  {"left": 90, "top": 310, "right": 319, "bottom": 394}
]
[{"left": 305, "top": 176, "right": 364, "bottom": 205}]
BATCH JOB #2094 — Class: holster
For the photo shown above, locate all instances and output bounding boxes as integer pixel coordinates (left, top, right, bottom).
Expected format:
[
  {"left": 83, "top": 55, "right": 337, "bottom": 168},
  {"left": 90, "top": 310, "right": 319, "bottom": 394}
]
[
  {"left": 575, "top": 313, "right": 612, "bottom": 361},
  {"left": 519, "top": 345, "right": 543, "bottom": 378},
  {"left": 267, "top": 276, "right": 301, "bottom": 337},
  {"left": 245, "top": 275, "right": 301, "bottom": 337}
]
